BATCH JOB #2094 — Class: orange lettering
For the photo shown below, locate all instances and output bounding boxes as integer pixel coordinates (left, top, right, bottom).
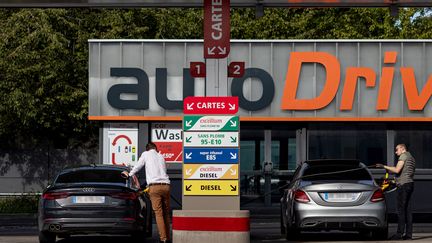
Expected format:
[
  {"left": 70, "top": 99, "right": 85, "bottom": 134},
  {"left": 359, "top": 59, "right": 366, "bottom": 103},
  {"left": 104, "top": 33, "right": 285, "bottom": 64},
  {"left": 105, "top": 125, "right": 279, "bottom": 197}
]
[
  {"left": 340, "top": 67, "right": 376, "bottom": 110},
  {"left": 281, "top": 52, "right": 340, "bottom": 110},
  {"left": 376, "top": 52, "right": 397, "bottom": 110},
  {"left": 401, "top": 68, "right": 432, "bottom": 110},
  {"left": 376, "top": 67, "right": 395, "bottom": 110}
]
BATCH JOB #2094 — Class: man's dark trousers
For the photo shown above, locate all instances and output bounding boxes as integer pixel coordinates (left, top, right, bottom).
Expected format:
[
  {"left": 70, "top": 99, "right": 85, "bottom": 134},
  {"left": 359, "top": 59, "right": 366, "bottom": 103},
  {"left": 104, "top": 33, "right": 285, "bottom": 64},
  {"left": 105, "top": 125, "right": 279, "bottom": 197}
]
[{"left": 396, "top": 182, "right": 414, "bottom": 238}]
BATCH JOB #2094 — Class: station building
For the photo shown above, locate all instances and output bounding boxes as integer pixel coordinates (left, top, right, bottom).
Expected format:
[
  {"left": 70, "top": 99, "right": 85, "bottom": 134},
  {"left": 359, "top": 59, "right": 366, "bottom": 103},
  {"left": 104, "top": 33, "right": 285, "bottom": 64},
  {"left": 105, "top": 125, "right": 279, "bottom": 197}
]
[{"left": 89, "top": 39, "right": 432, "bottom": 213}]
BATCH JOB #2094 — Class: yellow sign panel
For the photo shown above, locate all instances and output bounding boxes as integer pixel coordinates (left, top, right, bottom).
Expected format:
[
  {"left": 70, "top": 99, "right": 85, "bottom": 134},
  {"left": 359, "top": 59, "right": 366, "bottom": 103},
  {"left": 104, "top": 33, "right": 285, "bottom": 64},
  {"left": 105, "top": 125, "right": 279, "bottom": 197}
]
[
  {"left": 184, "top": 180, "right": 239, "bottom": 196},
  {"left": 183, "top": 164, "right": 238, "bottom": 180}
]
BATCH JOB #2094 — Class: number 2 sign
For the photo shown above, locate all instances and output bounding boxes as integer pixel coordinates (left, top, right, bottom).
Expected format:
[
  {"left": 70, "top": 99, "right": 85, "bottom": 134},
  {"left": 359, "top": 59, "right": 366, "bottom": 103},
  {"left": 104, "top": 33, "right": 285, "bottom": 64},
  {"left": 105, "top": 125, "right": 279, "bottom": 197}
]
[{"left": 228, "top": 62, "right": 245, "bottom": 78}]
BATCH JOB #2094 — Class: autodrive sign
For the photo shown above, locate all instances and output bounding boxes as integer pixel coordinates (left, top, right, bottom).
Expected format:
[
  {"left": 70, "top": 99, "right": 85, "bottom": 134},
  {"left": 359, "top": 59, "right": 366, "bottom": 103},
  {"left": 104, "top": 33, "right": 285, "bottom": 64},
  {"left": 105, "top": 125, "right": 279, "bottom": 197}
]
[{"left": 89, "top": 40, "right": 432, "bottom": 120}]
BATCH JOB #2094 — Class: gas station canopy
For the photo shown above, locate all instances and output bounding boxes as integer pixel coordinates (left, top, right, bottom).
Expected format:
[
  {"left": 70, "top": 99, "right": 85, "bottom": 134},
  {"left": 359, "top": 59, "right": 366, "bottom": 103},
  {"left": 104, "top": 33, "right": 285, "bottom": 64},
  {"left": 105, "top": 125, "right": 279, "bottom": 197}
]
[{"left": 1, "top": 0, "right": 431, "bottom": 8}]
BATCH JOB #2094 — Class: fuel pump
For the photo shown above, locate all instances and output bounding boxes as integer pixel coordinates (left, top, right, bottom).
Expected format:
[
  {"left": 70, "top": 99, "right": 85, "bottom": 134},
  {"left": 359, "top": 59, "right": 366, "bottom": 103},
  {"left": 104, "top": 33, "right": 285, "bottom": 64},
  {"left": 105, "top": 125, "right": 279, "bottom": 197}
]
[{"left": 380, "top": 171, "right": 397, "bottom": 194}]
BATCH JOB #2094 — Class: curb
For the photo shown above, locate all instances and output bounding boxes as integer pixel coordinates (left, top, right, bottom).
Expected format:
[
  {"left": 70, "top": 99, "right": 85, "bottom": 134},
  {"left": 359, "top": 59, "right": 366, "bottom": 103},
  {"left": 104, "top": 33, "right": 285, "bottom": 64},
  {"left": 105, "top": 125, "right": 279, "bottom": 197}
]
[{"left": 0, "top": 214, "right": 37, "bottom": 227}]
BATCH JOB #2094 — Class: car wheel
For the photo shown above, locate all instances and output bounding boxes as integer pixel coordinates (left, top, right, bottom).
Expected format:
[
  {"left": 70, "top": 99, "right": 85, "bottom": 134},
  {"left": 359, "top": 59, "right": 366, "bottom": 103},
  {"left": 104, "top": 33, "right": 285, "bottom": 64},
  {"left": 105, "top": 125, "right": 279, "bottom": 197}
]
[
  {"left": 280, "top": 207, "right": 286, "bottom": 235},
  {"left": 372, "top": 226, "right": 388, "bottom": 240},
  {"left": 131, "top": 231, "right": 147, "bottom": 243},
  {"left": 285, "top": 225, "right": 300, "bottom": 240},
  {"left": 39, "top": 231, "right": 56, "bottom": 243},
  {"left": 143, "top": 196, "right": 153, "bottom": 237},
  {"left": 146, "top": 219, "right": 153, "bottom": 237}
]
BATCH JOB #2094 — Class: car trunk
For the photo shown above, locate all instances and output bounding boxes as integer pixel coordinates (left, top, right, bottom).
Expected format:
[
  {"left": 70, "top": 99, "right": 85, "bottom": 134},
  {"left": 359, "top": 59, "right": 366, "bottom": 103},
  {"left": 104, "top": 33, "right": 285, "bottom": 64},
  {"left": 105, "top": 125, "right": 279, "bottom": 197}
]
[
  {"left": 42, "top": 184, "right": 139, "bottom": 219},
  {"left": 302, "top": 182, "right": 377, "bottom": 207}
]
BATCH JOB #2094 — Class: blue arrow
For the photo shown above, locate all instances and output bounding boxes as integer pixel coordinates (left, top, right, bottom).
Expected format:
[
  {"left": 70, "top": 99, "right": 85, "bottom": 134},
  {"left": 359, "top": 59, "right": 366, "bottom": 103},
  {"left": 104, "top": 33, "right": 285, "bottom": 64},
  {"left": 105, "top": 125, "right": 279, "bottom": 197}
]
[{"left": 183, "top": 148, "right": 239, "bottom": 164}]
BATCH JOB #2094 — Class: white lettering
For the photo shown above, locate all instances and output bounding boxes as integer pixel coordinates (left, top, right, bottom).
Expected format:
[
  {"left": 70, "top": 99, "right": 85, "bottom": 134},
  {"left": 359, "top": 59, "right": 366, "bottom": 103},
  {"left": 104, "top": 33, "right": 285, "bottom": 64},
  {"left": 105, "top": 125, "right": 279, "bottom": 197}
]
[{"left": 211, "top": 5, "right": 223, "bottom": 41}]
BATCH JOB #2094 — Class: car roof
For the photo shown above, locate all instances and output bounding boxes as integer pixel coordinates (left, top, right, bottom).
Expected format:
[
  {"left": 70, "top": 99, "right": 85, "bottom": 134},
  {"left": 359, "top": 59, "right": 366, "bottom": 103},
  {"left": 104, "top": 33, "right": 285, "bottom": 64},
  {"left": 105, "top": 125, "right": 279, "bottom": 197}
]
[
  {"left": 59, "top": 164, "right": 129, "bottom": 174},
  {"left": 303, "top": 159, "right": 362, "bottom": 167}
]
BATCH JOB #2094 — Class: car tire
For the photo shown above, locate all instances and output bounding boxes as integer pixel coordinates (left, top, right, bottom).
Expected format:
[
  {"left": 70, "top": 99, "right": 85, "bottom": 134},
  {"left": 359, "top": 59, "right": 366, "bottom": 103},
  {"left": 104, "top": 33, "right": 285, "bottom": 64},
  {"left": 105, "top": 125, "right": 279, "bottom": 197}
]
[
  {"left": 372, "top": 226, "right": 388, "bottom": 240},
  {"left": 285, "top": 225, "right": 300, "bottom": 240},
  {"left": 39, "top": 231, "right": 56, "bottom": 243},
  {"left": 145, "top": 219, "right": 153, "bottom": 237},
  {"left": 280, "top": 207, "right": 286, "bottom": 235},
  {"left": 131, "top": 231, "right": 147, "bottom": 243},
  {"left": 143, "top": 195, "right": 153, "bottom": 237}
]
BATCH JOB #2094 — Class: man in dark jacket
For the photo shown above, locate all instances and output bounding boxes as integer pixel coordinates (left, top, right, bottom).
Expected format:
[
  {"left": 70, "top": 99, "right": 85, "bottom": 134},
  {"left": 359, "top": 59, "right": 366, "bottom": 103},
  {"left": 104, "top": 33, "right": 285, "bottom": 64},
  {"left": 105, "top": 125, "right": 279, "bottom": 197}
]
[{"left": 377, "top": 144, "right": 415, "bottom": 240}]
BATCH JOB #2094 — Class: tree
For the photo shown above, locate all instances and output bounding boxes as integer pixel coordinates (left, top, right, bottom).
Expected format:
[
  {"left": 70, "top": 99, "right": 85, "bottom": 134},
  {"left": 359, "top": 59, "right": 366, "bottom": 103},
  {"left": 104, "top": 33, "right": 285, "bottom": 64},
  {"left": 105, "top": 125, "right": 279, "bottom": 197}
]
[{"left": 0, "top": 7, "right": 431, "bottom": 148}]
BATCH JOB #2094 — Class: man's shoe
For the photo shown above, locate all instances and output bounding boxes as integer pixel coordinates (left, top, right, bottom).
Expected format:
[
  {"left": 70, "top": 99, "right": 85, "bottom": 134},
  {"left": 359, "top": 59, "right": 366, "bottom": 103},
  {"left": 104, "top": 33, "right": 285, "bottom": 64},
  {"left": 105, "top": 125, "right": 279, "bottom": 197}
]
[
  {"left": 402, "top": 235, "right": 413, "bottom": 240},
  {"left": 389, "top": 234, "right": 403, "bottom": 240}
]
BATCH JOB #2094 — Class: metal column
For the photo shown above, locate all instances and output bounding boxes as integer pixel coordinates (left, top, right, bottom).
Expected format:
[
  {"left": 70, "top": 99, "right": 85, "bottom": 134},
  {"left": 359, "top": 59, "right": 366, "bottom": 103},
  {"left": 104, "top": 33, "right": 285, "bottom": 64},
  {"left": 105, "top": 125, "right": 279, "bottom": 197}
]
[{"left": 264, "top": 130, "right": 272, "bottom": 206}]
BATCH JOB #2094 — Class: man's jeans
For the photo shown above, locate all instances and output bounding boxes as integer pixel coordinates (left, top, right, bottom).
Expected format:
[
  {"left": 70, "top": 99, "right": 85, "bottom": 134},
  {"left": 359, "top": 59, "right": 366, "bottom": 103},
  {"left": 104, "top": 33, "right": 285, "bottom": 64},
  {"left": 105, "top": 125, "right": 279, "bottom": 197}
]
[
  {"left": 396, "top": 182, "right": 414, "bottom": 238},
  {"left": 149, "top": 184, "right": 171, "bottom": 241}
]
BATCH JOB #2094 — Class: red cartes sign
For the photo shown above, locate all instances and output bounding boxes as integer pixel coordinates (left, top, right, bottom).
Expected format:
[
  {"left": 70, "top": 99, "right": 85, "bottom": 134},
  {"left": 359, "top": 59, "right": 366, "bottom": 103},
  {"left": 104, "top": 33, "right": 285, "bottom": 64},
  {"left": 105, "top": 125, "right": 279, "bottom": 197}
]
[
  {"left": 183, "top": 96, "right": 238, "bottom": 114},
  {"left": 204, "top": 0, "right": 230, "bottom": 59}
]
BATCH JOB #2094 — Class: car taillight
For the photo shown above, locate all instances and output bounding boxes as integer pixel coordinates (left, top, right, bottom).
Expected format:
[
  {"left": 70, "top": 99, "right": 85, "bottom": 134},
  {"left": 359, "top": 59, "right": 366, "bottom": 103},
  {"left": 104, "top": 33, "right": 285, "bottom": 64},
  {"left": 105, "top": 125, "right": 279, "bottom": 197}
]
[
  {"left": 110, "top": 192, "right": 137, "bottom": 200},
  {"left": 294, "top": 189, "right": 310, "bottom": 203},
  {"left": 42, "top": 192, "right": 70, "bottom": 200},
  {"left": 370, "top": 189, "right": 385, "bottom": 202}
]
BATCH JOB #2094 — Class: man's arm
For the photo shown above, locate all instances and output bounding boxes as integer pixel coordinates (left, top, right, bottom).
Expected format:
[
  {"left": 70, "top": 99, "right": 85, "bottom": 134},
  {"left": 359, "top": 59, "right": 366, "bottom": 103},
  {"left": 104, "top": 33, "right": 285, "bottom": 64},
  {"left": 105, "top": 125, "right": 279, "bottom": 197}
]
[
  {"left": 383, "top": 160, "right": 405, "bottom": 174},
  {"left": 123, "top": 152, "right": 146, "bottom": 178}
]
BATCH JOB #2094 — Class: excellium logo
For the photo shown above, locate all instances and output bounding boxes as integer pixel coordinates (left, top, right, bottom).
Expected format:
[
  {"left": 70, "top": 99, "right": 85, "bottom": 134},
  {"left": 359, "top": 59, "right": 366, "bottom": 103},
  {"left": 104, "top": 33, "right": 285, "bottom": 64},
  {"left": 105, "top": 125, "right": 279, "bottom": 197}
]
[{"left": 106, "top": 51, "right": 432, "bottom": 112}]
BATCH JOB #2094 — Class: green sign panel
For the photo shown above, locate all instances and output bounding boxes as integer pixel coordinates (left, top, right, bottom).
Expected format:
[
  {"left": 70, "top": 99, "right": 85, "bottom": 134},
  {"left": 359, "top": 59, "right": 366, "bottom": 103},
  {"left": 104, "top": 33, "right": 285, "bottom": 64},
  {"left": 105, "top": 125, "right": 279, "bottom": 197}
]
[{"left": 183, "top": 116, "right": 239, "bottom": 131}]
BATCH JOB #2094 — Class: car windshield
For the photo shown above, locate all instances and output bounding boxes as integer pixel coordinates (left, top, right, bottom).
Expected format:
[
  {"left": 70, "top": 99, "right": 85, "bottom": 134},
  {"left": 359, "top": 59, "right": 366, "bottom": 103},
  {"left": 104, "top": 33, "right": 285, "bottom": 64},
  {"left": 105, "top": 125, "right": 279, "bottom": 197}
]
[
  {"left": 55, "top": 169, "right": 125, "bottom": 184},
  {"left": 301, "top": 164, "right": 372, "bottom": 182}
]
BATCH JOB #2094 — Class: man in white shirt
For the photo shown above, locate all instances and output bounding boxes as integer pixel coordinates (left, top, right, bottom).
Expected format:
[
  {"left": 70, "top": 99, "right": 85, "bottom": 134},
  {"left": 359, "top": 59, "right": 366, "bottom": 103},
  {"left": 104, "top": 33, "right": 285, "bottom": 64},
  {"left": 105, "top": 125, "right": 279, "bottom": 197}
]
[{"left": 122, "top": 142, "right": 171, "bottom": 243}]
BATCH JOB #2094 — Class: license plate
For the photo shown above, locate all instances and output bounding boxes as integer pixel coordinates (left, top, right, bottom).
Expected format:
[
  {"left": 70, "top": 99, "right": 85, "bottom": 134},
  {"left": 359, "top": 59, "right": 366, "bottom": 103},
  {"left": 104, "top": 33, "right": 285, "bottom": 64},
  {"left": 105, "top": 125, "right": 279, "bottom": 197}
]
[
  {"left": 73, "top": 196, "right": 105, "bottom": 204},
  {"left": 321, "top": 192, "right": 360, "bottom": 202}
]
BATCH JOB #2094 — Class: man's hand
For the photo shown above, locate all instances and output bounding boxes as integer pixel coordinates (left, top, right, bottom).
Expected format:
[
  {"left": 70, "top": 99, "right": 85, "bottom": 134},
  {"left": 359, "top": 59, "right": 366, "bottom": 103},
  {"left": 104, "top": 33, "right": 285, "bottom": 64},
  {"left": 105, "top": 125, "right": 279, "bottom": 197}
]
[
  {"left": 121, "top": 171, "right": 129, "bottom": 179},
  {"left": 375, "top": 163, "right": 384, "bottom": 168}
]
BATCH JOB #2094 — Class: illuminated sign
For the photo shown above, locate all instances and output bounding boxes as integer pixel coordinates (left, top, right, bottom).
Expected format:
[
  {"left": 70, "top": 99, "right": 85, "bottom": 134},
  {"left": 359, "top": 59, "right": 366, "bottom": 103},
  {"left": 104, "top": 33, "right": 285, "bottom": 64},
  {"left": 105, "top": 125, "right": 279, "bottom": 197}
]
[
  {"left": 183, "top": 180, "right": 239, "bottom": 196},
  {"left": 183, "top": 164, "right": 239, "bottom": 180}
]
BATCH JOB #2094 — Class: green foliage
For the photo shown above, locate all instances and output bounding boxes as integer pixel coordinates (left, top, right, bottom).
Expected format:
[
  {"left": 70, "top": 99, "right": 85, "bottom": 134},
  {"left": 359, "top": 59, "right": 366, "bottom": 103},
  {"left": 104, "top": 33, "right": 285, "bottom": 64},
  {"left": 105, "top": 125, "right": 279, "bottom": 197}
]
[
  {"left": 0, "top": 7, "right": 431, "bottom": 148},
  {"left": 231, "top": 8, "right": 403, "bottom": 39},
  {"left": 0, "top": 9, "right": 92, "bottom": 148},
  {"left": 0, "top": 195, "right": 39, "bottom": 214}
]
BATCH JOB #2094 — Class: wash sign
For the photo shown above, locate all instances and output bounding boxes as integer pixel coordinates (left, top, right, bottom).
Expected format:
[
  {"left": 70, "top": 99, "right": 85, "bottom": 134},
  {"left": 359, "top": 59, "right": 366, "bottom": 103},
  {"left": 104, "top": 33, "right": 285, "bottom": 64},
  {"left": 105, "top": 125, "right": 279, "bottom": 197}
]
[
  {"left": 183, "top": 148, "right": 239, "bottom": 164},
  {"left": 184, "top": 164, "right": 238, "bottom": 180},
  {"left": 151, "top": 123, "right": 183, "bottom": 163},
  {"left": 184, "top": 116, "right": 238, "bottom": 131}
]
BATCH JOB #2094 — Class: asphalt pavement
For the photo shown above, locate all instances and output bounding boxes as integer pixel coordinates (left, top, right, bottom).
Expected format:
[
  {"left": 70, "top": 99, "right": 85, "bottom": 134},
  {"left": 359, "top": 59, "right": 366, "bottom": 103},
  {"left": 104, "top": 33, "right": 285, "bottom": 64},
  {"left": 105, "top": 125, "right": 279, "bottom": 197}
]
[{"left": 2, "top": 223, "right": 432, "bottom": 243}]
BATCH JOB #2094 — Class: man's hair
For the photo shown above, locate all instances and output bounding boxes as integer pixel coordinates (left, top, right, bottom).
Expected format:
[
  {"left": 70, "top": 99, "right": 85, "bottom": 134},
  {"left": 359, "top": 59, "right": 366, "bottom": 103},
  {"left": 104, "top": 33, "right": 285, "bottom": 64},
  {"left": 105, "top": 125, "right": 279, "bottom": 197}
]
[
  {"left": 146, "top": 142, "right": 158, "bottom": 151},
  {"left": 397, "top": 144, "right": 407, "bottom": 151}
]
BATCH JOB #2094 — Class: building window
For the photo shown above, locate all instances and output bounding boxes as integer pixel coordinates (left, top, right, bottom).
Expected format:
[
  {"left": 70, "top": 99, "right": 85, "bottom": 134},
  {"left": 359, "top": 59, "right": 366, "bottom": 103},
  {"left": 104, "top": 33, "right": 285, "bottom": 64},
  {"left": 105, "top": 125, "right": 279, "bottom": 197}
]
[
  {"left": 260, "top": 141, "right": 280, "bottom": 170},
  {"left": 308, "top": 124, "right": 386, "bottom": 166},
  {"left": 240, "top": 141, "right": 256, "bottom": 171},
  {"left": 395, "top": 129, "right": 432, "bottom": 169}
]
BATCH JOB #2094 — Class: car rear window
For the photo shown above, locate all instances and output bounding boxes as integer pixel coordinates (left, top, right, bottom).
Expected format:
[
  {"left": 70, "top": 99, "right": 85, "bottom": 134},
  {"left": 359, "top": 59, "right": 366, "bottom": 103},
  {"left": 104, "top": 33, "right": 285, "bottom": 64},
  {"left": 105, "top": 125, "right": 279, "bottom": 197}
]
[
  {"left": 301, "top": 165, "right": 372, "bottom": 181},
  {"left": 55, "top": 169, "right": 125, "bottom": 184}
]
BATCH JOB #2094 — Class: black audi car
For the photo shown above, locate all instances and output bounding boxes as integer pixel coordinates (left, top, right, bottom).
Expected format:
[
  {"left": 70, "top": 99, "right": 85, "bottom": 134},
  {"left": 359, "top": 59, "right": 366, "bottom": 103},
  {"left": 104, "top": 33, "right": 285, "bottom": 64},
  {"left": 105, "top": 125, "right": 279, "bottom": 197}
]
[{"left": 38, "top": 165, "right": 152, "bottom": 243}]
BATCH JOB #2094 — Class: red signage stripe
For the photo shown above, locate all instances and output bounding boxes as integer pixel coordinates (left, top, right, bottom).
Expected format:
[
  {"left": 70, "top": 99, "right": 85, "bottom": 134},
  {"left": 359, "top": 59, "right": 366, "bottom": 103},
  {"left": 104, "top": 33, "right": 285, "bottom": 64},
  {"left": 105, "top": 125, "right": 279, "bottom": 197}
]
[
  {"left": 183, "top": 96, "right": 239, "bottom": 114},
  {"left": 172, "top": 216, "right": 249, "bottom": 232}
]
